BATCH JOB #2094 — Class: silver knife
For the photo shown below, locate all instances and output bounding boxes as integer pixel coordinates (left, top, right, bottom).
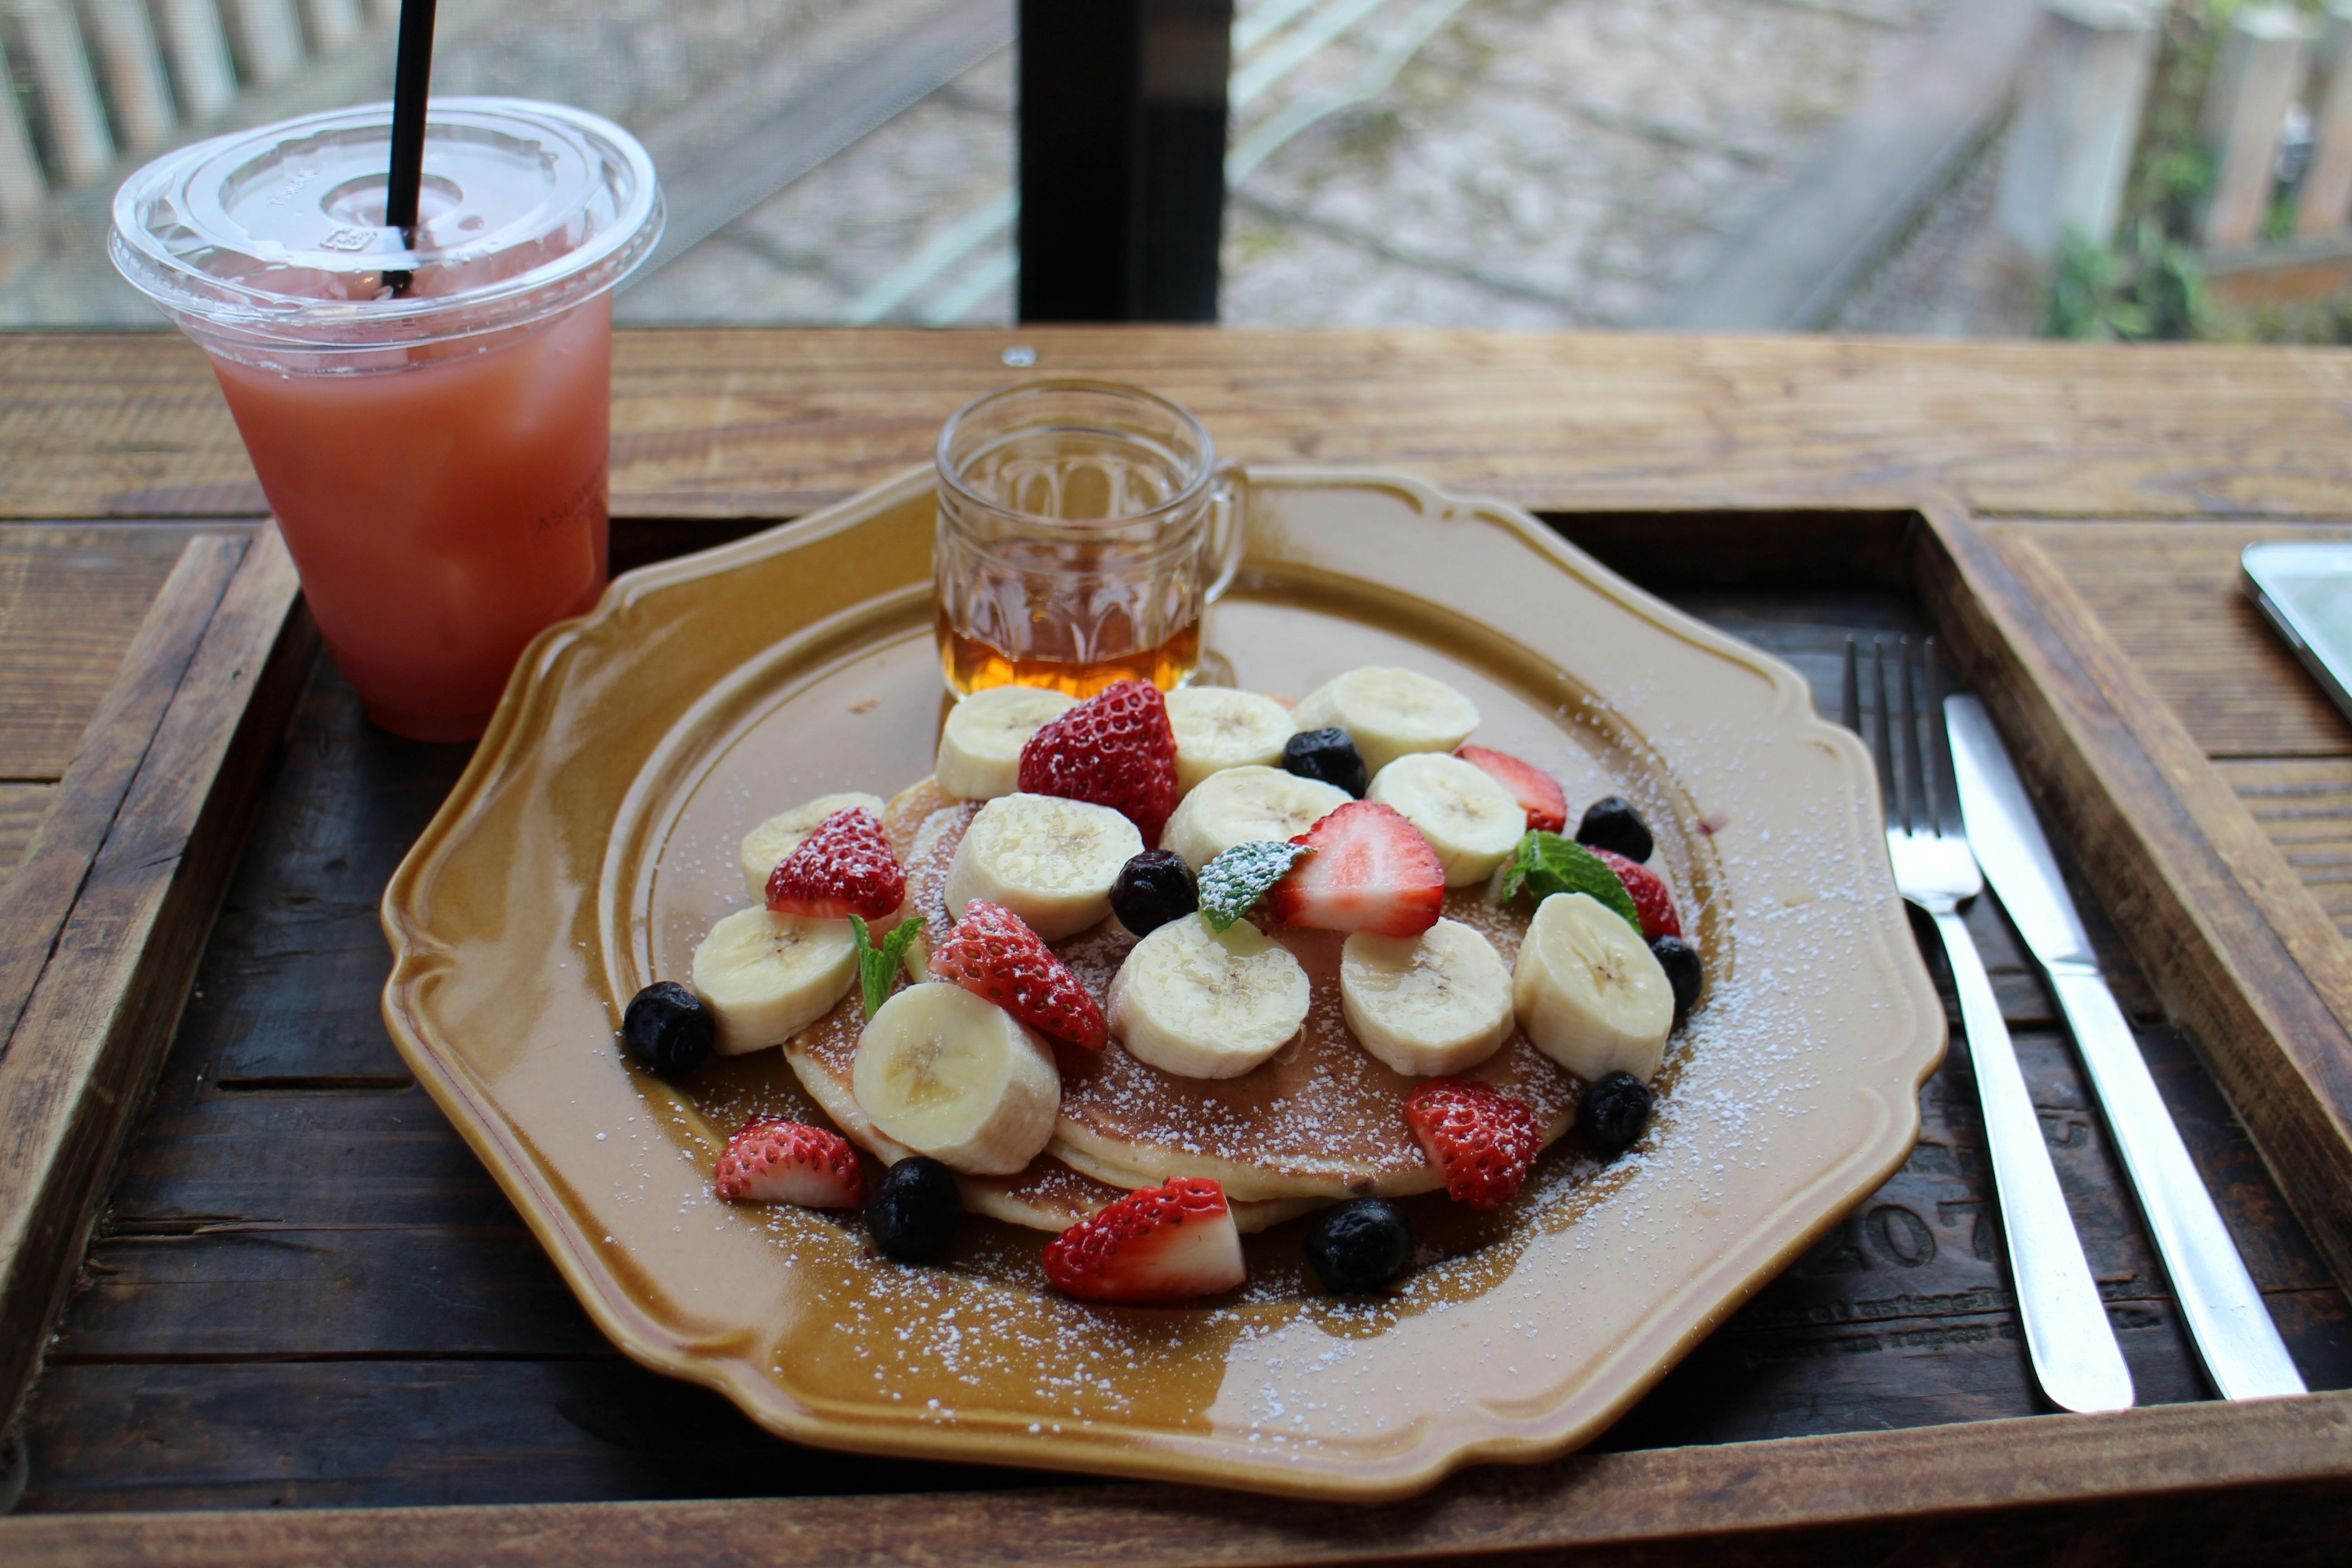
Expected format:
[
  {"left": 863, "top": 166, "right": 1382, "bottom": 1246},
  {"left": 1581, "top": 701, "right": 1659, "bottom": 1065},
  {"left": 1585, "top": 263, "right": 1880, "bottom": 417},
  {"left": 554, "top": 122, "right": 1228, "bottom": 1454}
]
[{"left": 1946, "top": 695, "right": 2305, "bottom": 1401}]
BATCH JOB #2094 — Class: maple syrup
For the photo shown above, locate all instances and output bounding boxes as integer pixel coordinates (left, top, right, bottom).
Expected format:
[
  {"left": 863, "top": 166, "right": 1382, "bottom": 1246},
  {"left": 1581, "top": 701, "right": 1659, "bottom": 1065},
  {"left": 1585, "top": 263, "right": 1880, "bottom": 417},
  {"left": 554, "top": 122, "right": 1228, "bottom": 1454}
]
[
  {"left": 933, "top": 382, "right": 1240, "bottom": 699},
  {"left": 937, "top": 609, "right": 1201, "bottom": 698}
]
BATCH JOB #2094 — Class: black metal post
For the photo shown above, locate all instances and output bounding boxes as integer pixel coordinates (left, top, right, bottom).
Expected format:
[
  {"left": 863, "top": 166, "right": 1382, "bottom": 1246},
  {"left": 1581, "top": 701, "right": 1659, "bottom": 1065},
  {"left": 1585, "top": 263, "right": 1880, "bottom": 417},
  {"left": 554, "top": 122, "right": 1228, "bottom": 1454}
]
[{"left": 1017, "top": 0, "right": 1232, "bottom": 323}]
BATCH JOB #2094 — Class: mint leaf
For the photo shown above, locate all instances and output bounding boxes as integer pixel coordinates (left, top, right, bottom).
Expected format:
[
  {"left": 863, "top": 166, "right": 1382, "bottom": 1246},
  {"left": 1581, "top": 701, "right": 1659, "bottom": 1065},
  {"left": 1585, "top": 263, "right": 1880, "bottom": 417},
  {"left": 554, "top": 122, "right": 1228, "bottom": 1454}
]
[
  {"left": 851, "top": 914, "right": 926, "bottom": 1020},
  {"left": 1502, "top": 830, "right": 1642, "bottom": 934},
  {"left": 1198, "top": 840, "right": 1313, "bottom": 931}
]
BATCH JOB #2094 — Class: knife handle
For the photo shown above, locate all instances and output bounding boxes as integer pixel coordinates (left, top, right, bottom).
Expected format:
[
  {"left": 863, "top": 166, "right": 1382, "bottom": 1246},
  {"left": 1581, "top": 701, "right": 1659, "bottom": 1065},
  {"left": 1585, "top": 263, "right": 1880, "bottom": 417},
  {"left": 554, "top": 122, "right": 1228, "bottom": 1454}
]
[
  {"left": 1934, "top": 911, "right": 2135, "bottom": 1413},
  {"left": 2047, "top": 965, "right": 2307, "bottom": 1400}
]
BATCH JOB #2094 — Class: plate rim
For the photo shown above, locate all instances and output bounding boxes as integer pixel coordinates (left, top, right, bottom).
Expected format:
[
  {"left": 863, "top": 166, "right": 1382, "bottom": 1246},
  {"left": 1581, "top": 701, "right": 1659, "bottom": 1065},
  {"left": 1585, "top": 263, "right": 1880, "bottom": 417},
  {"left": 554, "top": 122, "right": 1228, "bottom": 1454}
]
[{"left": 380, "top": 464, "right": 1946, "bottom": 1500}]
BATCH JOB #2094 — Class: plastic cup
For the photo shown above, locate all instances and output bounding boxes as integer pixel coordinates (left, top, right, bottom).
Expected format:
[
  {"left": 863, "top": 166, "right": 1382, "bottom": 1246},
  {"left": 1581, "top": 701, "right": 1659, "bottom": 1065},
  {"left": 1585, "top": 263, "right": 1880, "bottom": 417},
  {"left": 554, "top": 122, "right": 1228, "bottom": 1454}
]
[{"left": 109, "top": 99, "right": 664, "bottom": 741}]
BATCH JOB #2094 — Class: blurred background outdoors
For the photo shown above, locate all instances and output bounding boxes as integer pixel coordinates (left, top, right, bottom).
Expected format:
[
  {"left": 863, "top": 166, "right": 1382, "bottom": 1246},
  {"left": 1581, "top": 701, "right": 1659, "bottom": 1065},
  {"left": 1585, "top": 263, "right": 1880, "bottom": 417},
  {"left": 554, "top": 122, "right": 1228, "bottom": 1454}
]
[{"left": 2, "top": 0, "right": 2348, "bottom": 340}]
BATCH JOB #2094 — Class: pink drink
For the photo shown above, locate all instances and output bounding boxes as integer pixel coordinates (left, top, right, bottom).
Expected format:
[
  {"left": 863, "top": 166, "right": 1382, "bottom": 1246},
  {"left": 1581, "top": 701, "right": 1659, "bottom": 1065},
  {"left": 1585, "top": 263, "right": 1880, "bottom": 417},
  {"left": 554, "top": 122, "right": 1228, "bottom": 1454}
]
[
  {"left": 208, "top": 299, "right": 614, "bottom": 740},
  {"left": 110, "top": 100, "right": 662, "bottom": 740}
]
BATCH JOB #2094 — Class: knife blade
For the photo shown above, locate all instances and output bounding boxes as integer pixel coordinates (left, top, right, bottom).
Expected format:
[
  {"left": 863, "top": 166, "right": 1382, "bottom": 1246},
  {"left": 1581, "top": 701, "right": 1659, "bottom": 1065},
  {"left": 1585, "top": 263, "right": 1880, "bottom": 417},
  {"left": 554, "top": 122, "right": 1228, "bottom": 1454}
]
[{"left": 1945, "top": 695, "right": 2305, "bottom": 1401}]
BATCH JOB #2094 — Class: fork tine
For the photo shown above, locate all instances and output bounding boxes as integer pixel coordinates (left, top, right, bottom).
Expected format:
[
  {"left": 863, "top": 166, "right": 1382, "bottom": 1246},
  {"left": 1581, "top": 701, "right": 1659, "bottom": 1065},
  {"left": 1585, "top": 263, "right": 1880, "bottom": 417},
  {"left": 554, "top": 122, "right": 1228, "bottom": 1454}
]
[
  {"left": 1899, "top": 637, "right": 1931, "bottom": 838},
  {"left": 1841, "top": 636, "right": 1860, "bottom": 734},
  {"left": 1871, "top": 639, "right": 1902, "bottom": 828}
]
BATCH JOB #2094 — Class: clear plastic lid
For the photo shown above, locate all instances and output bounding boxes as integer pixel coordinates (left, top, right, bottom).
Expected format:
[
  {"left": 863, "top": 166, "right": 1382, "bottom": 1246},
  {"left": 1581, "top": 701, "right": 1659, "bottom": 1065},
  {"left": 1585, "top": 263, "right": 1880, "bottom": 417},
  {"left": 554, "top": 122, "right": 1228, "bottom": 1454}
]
[{"left": 110, "top": 98, "right": 662, "bottom": 358}]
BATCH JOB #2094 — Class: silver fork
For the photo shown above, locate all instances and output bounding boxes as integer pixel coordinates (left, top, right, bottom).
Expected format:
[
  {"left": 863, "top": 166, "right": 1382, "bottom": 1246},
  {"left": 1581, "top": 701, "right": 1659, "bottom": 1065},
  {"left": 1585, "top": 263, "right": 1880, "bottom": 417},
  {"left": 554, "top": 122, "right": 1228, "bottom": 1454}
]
[{"left": 1847, "top": 636, "right": 2135, "bottom": 1414}]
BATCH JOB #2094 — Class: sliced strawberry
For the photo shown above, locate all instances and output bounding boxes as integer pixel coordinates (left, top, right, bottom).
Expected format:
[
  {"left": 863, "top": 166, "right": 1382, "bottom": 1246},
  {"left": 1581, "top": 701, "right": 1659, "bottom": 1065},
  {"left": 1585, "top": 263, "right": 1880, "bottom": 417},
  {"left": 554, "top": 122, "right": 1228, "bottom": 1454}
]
[
  {"left": 1017, "top": 680, "right": 1180, "bottom": 843},
  {"left": 1043, "top": 1176, "right": 1245, "bottom": 1302},
  {"left": 1591, "top": 847, "right": 1681, "bottom": 939},
  {"left": 766, "top": 807, "right": 906, "bottom": 920},
  {"left": 1263, "top": 800, "right": 1444, "bottom": 937},
  {"left": 1455, "top": 744, "right": 1568, "bottom": 833},
  {"left": 929, "top": 899, "right": 1108, "bottom": 1049},
  {"left": 714, "top": 1118, "right": 865, "bottom": 1208},
  {"left": 1406, "top": 1078, "right": 1542, "bottom": 1209}
]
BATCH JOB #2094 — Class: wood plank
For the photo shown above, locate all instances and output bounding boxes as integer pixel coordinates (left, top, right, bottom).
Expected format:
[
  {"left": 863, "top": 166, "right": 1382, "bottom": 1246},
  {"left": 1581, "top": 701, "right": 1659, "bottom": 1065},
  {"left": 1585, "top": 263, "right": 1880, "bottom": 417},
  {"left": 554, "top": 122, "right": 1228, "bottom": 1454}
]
[
  {"left": 2219, "top": 758, "right": 2352, "bottom": 941},
  {"left": 15, "top": 1360, "right": 1036, "bottom": 1514},
  {"left": 185, "top": 664, "right": 472, "bottom": 1088},
  {"left": 8, "top": 333, "right": 2352, "bottom": 523},
  {"left": 0, "top": 537, "right": 246, "bottom": 1068},
  {"left": 0, "top": 523, "right": 222, "bottom": 779},
  {"left": 25, "top": 1280, "right": 2341, "bottom": 1514},
  {"left": 2008, "top": 520, "right": 2352, "bottom": 759},
  {"left": 5, "top": 1392, "right": 2351, "bottom": 1566},
  {"left": 1919, "top": 508, "right": 2352, "bottom": 1295},
  {"left": 0, "top": 783, "right": 52, "bottom": 882},
  {"left": 36, "top": 1026, "right": 2346, "bottom": 1382},
  {"left": 0, "top": 528, "right": 315, "bottom": 1441}
]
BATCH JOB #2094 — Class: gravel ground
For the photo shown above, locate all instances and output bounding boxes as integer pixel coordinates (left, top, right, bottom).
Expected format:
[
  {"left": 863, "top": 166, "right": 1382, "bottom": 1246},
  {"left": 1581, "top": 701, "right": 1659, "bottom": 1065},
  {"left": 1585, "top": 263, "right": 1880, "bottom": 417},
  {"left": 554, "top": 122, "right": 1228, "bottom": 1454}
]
[
  {"left": 1825, "top": 129, "right": 2040, "bottom": 339},
  {"left": 1220, "top": 0, "right": 1949, "bottom": 328}
]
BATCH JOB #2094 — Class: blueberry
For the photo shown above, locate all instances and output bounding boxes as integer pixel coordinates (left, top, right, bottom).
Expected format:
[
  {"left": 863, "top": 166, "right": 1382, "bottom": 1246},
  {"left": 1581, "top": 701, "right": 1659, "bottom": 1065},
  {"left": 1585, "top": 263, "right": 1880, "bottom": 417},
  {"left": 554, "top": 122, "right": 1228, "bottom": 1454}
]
[
  {"left": 622, "top": 981, "right": 714, "bottom": 1076},
  {"left": 1111, "top": 849, "right": 1198, "bottom": 938},
  {"left": 867, "top": 1156, "right": 962, "bottom": 1261},
  {"left": 1578, "top": 1071, "right": 1653, "bottom": 1156},
  {"left": 1651, "top": 935, "right": 1702, "bottom": 1024},
  {"left": 1304, "top": 1198, "right": 1414, "bottom": 1294},
  {"left": 1283, "top": 728, "right": 1368, "bottom": 798},
  {"left": 1576, "top": 795, "right": 1653, "bottom": 862}
]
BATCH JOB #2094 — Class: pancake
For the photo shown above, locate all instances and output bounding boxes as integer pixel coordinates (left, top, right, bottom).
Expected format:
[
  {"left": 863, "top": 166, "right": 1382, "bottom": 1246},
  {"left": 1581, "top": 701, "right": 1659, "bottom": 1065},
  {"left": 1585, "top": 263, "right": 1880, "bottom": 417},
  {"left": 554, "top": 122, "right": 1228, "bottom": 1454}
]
[
  {"left": 782, "top": 995, "right": 1321, "bottom": 1233},
  {"left": 1044, "top": 890, "right": 1578, "bottom": 1201},
  {"left": 779, "top": 777, "right": 1325, "bottom": 1235},
  {"left": 780, "top": 779, "right": 1584, "bottom": 1226}
]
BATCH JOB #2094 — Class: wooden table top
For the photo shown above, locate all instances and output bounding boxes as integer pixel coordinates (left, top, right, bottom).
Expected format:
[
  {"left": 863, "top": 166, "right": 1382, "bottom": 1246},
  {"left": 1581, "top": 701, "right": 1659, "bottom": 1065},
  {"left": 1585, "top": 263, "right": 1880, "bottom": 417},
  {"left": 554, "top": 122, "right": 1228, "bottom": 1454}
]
[
  {"left": 9, "top": 328, "right": 2352, "bottom": 922},
  {"left": 3, "top": 328, "right": 2351, "bottom": 1549},
  {"left": 6, "top": 328, "right": 2352, "bottom": 523}
]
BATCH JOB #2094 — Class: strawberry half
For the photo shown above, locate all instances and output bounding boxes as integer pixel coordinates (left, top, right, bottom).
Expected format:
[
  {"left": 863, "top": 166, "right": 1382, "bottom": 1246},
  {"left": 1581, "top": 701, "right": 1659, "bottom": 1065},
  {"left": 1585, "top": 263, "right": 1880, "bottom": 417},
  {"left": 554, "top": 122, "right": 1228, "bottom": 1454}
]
[
  {"left": 714, "top": 1117, "right": 865, "bottom": 1208},
  {"left": 1406, "top": 1078, "right": 1542, "bottom": 1209},
  {"left": 1455, "top": 744, "right": 1568, "bottom": 833},
  {"left": 929, "top": 899, "right": 1108, "bottom": 1049},
  {"left": 766, "top": 807, "right": 906, "bottom": 920},
  {"left": 1263, "top": 800, "right": 1444, "bottom": 937},
  {"left": 1017, "top": 680, "right": 1180, "bottom": 844},
  {"left": 1043, "top": 1176, "right": 1246, "bottom": 1302},
  {"left": 1592, "top": 847, "right": 1681, "bottom": 940}
]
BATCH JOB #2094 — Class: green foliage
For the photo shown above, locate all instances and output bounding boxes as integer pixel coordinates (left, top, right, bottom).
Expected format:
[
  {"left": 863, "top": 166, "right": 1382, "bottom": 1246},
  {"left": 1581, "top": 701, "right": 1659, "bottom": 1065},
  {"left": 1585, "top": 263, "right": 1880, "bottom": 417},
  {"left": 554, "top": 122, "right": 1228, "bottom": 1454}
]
[
  {"left": 1198, "top": 840, "right": 1313, "bottom": 931},
  {"left": 2215, "top": 297, "right": 2352, "bottom": 345},
  {"left": 851, "top": 915, "right": 926, "bottom": 1021},
  {"left": 2040, "top": 5, "right": 2219, "bottom": 343},
  {"left": 2044, "top": 222, "right": 2208, "bottom": 342},
  {"left": 1500, "top": 831, "right": 1643, "bottom": 936}
]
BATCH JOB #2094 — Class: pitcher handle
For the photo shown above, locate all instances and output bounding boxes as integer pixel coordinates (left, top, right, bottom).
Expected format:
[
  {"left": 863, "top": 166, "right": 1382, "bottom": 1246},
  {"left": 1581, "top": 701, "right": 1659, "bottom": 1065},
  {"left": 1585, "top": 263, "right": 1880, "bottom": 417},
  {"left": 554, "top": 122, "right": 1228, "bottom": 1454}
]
[{"left": 1205, "top": 461, "right": 1249, "bottom": 604}]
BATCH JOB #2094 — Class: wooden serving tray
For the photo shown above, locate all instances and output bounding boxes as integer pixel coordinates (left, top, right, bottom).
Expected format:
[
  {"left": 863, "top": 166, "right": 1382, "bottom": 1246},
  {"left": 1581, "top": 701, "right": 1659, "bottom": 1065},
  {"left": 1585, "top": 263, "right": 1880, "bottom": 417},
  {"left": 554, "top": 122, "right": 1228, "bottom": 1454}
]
[{"left": 3, "top": 500, "right": 2349, "bottom": 1558}]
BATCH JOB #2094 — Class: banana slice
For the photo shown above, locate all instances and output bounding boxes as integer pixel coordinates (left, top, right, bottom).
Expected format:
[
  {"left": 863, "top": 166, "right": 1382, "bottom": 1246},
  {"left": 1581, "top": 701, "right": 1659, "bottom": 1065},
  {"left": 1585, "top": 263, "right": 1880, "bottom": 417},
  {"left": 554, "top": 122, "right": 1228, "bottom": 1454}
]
[
  {"left": 689, "top": 907, "right": 861, "bottom": 1055},
  {"left": 941, "top": 792, "right": 1143, "bottom": 940},
  {"left": 1340, "top": 917, "right": 1516, "bottom": 1076},
  {"left": 935, "top": 686, "right": 1078, "bottom": 801},
  {"left": 1165, "top": 687, "right": 1296, "bottom": 797},
  {"left": 851, "top": 982, "right": 1062, "bottom": 1174},
  {"left": 1159, "top": 765, "right": 1350, "bottom": 871},
  {"left": 738, "top": 791, "right": 887, "bottom": 900},
  {"left": 1291, "top": 666, "right": 1480, "bottom": 773},
  {"left": 1365, "top": 752, "right": 1525, "bottom": 887},
  {"left": 1511, "top": 892, "right": 1673, "bottom": 1083},
  {"left": 1107, "top": 914, "right": 1311, "bottom": 1079}
]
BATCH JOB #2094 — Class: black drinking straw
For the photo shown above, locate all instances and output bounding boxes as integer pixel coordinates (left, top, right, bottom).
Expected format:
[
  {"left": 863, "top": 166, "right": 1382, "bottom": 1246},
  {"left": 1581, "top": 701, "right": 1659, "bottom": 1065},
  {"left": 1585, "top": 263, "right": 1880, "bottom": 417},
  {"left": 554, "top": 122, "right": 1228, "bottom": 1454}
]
[{"left": 382, "top": 0, "right": 439, "bottom": 296}]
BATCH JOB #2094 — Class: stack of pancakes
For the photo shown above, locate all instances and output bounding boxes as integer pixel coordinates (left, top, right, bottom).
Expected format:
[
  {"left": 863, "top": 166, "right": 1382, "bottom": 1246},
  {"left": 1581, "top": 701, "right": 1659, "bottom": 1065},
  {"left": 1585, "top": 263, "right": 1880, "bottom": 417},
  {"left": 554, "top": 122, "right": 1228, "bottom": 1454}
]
[{"left": 781, "top": 780, "right": 1584, "bottom": 1233}]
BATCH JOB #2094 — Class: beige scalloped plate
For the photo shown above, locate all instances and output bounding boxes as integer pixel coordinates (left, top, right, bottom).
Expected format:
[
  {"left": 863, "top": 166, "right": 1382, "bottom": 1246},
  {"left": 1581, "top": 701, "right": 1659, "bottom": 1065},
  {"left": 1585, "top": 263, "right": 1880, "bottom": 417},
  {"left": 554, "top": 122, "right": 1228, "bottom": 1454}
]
[{"left": 381, "top": 466, "right": 1944, "bottom": 1501}]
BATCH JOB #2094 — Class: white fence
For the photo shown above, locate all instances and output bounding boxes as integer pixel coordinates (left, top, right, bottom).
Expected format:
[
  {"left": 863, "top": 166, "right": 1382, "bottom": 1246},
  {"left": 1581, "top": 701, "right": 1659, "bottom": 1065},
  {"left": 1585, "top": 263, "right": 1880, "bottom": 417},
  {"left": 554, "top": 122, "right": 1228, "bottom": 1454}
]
[
  {"left": 0, "top": 0, "right": 397, "bottom": 224},
  {"left": 1996, "top": 0, "right": 2352, "bottom": 266}
]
